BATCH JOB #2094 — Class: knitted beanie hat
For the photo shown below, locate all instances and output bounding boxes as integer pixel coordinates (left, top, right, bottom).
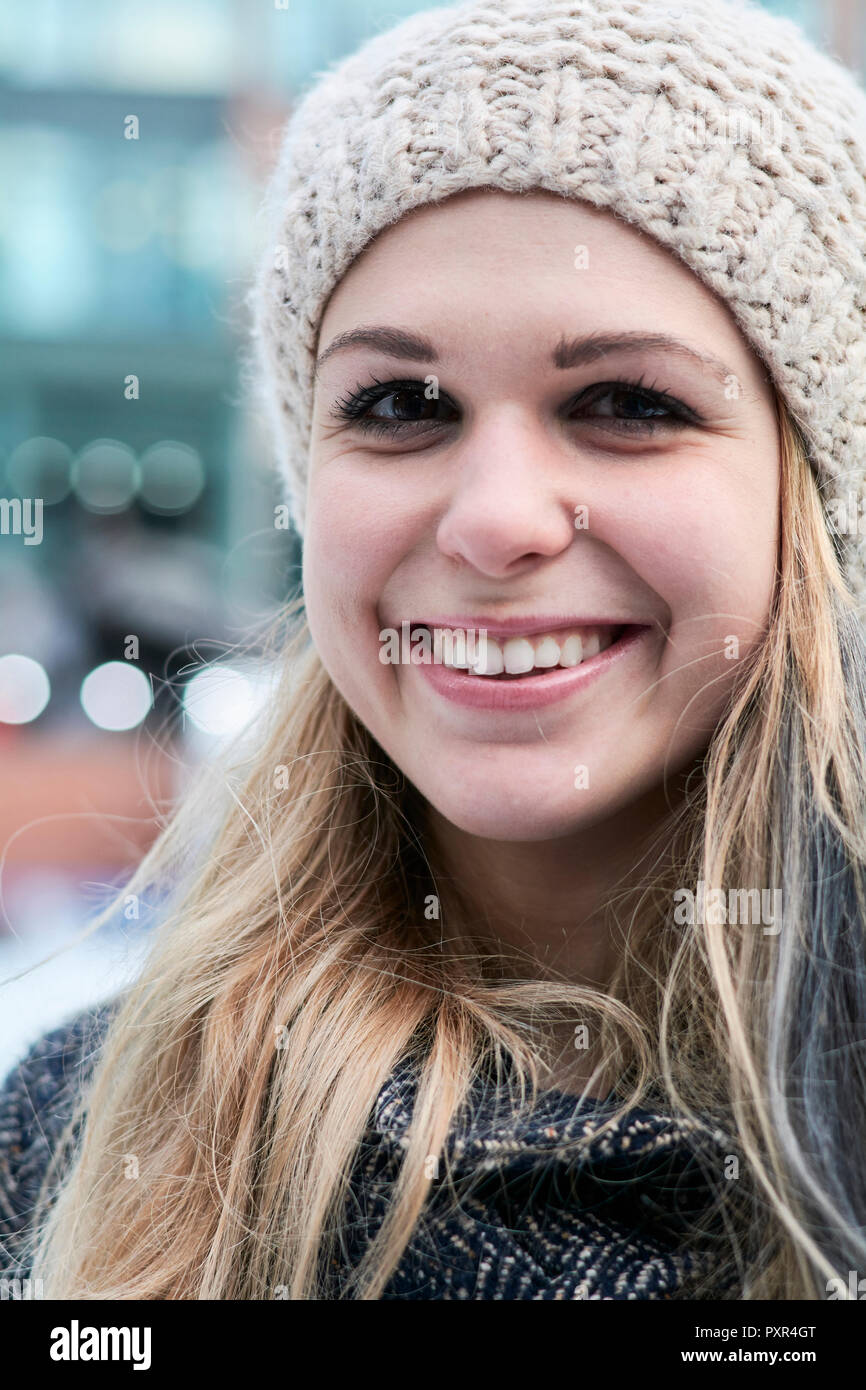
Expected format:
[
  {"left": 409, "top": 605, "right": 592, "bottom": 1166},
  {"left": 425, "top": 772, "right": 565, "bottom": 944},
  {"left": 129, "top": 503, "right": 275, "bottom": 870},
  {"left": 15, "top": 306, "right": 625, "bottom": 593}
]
[{"left": 248, "top": 0, "right": 866, "bottom": 604}]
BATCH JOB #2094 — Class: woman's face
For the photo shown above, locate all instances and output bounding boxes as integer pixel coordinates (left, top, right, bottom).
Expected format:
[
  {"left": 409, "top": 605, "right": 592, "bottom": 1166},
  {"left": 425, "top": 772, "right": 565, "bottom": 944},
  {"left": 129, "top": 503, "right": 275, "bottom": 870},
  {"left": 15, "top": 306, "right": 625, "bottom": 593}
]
[{"left": 305, "top": 190, "right": 779, "bottom": 841}]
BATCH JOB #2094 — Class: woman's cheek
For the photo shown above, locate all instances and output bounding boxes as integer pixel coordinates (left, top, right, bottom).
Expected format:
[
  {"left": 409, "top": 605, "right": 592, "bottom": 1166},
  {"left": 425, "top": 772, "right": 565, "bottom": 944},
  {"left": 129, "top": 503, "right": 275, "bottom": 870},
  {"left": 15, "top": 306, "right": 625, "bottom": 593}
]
[
  {"left": 306, "top": 457, "right": 445, "bottom": 621},
  {"left": 613, "top": 471, "right": 773, "bottom": 629},
  {"left": 304, "top": 469, "right": 387, "bottom": 610},
  {"left": 310, "top": 454, "right": 434, "bottom": 545},
  {"left": 302, "top": 467, "right": 406, "bottom": 710}
]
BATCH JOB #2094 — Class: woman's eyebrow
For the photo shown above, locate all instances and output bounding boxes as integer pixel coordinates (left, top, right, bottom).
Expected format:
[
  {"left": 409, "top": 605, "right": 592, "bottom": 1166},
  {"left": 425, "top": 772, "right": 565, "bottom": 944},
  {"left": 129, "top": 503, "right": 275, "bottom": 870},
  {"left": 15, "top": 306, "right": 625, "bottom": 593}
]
[
  {"left": 316, "top": 326, "right": 438, "bottom": 372},
  {"left": 315, "top": 324, "right": 734, "bottom": 385},
  {"left": 552, "top": 331, "right": 735, "bottom": 385}
]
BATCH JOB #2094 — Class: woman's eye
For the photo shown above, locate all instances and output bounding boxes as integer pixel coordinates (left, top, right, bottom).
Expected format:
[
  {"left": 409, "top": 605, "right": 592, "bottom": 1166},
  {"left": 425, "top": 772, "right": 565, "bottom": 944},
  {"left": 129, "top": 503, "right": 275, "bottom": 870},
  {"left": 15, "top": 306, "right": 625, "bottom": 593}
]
[
  {"left": 330, "top": 377, "right": 699, "bottom": 439},
  {"left": 569, "top": 383, "right": 697, "bottom": 434},
  {"left": 369, "top": 389, "right": 457, "bottom": 425},
  {"left": 331, "top": 380, "right": 459, "bottom": 435}
]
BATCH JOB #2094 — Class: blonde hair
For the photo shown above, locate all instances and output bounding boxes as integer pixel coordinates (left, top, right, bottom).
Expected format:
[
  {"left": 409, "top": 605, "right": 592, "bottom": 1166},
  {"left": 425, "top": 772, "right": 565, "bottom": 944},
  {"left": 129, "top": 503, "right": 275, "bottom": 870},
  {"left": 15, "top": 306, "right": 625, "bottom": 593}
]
[{"left": 24, "top": 394, "right": 866, "bottom": 1298}]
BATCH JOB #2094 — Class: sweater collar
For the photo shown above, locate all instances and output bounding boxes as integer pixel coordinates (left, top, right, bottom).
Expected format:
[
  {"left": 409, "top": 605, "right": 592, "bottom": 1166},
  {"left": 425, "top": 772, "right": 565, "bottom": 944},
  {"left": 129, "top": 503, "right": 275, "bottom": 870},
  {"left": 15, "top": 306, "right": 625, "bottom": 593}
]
[
  {"left": 370, "top": 1056, "right": 738, "bottom": 1237},
  {"left": 373, "top": 1056, "right": 733, "bottom": 1161}
]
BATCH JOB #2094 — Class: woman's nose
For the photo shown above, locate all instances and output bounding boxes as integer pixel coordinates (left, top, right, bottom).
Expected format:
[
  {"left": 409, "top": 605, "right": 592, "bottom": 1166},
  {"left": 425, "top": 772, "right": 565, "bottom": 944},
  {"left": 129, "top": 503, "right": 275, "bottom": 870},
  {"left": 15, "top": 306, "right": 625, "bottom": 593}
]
[{"left": 435, "top": 410, "right": 578, "bottom": 577}]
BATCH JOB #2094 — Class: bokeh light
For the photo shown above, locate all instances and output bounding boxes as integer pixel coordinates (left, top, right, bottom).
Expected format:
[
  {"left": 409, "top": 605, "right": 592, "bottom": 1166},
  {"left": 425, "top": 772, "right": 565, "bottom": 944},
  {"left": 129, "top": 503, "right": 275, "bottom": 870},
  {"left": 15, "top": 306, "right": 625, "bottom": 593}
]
[
  {"left": 138, "top": 441, "right": 205, "bottom": 514},
  {"left": 72, "top": 439, "right": 140, "bottom": 513},
  {"left": 6, "top": 436, "right": 72, "bottom": 505},
  {"left": 0, "top": 654, "right": 51, "bottom": 724},
  {"left": 80, "top": 661, "right": 152, "bottom": 731},
  {"left": 182, "top": 664, "right": 271, "bottom": 737}
]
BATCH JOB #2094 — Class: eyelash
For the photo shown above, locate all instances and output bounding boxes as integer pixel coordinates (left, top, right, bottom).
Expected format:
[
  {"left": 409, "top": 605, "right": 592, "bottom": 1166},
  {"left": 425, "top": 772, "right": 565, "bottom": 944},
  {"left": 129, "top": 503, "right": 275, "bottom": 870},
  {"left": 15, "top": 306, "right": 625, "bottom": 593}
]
[{"left": 329, "top": 374, "right": 702, "bottom": 438}]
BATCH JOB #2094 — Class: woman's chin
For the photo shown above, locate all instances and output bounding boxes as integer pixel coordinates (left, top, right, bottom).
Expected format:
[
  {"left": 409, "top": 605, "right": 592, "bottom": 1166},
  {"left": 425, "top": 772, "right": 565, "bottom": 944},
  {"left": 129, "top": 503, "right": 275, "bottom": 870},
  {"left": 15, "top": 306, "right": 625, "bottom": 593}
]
[{"left": 417, "top": 783, "right": 611, "bottom": 843}]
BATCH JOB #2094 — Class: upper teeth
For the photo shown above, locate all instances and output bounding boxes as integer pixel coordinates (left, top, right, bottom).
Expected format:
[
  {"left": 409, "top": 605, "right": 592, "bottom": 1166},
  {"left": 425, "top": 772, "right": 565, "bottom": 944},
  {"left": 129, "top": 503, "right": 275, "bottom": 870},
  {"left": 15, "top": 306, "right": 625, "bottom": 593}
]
[{"left": 427, "top": 627, "right": 615, "bottom": 675}]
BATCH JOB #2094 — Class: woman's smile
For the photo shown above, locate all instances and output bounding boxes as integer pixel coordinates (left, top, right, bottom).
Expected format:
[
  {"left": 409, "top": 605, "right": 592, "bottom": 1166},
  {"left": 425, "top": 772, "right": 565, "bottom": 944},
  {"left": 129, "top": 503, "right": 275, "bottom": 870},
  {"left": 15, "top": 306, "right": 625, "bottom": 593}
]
[{"left": 406, "top": 621, "right": 652, "bottom": 710}]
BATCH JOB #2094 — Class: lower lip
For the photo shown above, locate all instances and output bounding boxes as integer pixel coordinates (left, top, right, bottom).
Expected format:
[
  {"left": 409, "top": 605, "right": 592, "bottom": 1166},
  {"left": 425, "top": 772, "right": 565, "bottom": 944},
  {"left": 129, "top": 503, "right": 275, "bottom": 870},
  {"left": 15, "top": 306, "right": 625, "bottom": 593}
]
[{"left": 413, "top": 625, "right": 650, "bottom": 711}]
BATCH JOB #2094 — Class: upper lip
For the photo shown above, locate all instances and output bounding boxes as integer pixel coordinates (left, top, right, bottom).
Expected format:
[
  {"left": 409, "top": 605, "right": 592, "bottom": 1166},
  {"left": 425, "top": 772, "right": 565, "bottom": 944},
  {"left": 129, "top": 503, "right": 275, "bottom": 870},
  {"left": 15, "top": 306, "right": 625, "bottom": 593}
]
[{"left": 409, "top": 616, "right": 646, "bottom": 640}]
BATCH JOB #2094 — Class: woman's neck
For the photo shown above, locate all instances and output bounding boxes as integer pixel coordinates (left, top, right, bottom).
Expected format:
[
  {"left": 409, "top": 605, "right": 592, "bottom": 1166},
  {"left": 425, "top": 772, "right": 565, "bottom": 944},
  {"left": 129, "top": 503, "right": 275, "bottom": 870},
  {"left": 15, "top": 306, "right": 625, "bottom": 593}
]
[{"left": 418, "top": 777, "right": 693, "bottom": 1098}]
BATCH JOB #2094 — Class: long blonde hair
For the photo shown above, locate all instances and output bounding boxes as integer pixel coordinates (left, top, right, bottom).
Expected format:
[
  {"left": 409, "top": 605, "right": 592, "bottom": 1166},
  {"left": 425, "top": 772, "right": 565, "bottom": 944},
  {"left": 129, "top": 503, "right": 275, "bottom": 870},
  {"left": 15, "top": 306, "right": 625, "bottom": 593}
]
[{"left": 24, "top": 395, "right": 866, "bottom": 1298}]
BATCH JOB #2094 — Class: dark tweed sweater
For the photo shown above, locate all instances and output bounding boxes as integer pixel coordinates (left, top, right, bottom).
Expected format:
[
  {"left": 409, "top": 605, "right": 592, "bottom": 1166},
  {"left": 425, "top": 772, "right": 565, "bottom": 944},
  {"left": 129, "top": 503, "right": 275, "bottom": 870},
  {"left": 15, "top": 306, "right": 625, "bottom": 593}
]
[{"left": 0, "top": 1001, "right": 741, "bottom": 1299}]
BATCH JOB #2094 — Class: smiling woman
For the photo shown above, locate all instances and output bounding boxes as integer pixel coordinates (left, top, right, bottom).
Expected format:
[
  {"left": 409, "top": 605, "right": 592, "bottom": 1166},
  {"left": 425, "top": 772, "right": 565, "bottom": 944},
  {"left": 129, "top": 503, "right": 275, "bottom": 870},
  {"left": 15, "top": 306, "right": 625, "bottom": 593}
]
[
  {"left": 304, "top": 190, "right": 780, "bottom": 852},
  {"left": 3, "top": 0, "right": 866, "bottom": 1303}
]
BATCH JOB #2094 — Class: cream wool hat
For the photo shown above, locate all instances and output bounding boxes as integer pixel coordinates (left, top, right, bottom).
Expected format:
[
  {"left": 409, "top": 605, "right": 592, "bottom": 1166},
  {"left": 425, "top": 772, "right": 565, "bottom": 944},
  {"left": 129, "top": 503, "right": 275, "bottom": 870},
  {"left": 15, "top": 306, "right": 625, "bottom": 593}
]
[{"left": 249, "top": 0, "right": 866, "bottom": 603}]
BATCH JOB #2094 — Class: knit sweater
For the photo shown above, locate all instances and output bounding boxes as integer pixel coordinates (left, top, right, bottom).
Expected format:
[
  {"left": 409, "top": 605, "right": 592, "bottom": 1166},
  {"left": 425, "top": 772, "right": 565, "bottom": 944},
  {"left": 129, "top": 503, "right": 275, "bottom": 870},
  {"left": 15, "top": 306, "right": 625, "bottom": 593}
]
[{"left": 0, "top": 1001, "right": 741, "bottom": 1299}]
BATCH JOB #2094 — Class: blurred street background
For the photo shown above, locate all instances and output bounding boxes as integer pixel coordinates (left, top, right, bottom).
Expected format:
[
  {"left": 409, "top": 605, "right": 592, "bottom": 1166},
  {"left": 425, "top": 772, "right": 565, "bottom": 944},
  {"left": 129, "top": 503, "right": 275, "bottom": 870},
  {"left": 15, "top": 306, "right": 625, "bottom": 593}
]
[{"left": 0, "top": 0, "right": 863, "bottom": 1074}]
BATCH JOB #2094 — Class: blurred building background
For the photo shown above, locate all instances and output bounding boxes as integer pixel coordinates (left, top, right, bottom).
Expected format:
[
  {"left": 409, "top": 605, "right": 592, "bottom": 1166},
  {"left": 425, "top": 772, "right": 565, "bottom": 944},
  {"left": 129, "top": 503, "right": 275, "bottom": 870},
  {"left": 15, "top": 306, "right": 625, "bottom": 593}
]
[{"left": 0, "top": 0, "right": 863, "bottom": 1072}]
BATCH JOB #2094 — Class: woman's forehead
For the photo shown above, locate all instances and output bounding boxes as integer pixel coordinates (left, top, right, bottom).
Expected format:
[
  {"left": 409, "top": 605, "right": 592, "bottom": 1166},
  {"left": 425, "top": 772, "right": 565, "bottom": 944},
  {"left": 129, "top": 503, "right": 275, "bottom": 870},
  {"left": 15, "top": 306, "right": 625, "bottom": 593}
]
[{"left": 315, "top": 192, "right": 764, "bottom": 388}]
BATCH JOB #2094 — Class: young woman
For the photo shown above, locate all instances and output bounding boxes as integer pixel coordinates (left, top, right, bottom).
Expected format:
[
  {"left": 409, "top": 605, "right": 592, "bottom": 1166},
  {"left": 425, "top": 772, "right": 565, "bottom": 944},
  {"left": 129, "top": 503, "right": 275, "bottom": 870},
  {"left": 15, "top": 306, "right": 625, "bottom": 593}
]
[{"left": 2, "top": 0, "right": 866, "bottom": 1300}]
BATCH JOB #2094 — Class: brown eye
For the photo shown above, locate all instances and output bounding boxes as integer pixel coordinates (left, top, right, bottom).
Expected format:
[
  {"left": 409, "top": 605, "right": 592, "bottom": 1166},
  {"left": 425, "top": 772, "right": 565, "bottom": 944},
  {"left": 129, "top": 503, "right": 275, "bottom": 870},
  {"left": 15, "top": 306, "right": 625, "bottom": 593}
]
[
  {"left": 600, "top": 388, "right": 667, "bottom": 419},
  {"left": 332, "top": 379, "right": 460, "bottom": 435},
  {"left": 567, "top": 381, "right": 699, "bottom": 434},
  {"left": 369, "top": 389, "right": 445, "bottom": 421}
]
